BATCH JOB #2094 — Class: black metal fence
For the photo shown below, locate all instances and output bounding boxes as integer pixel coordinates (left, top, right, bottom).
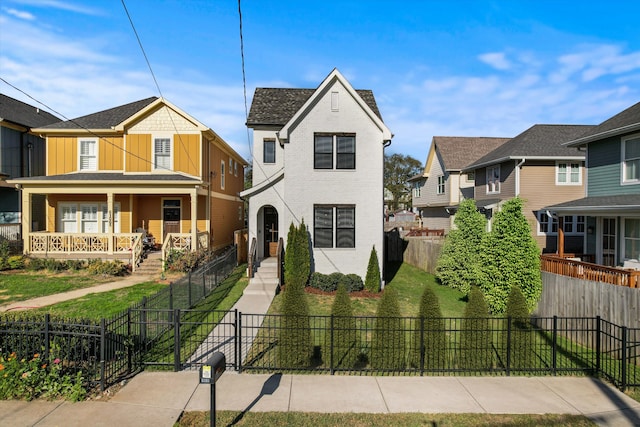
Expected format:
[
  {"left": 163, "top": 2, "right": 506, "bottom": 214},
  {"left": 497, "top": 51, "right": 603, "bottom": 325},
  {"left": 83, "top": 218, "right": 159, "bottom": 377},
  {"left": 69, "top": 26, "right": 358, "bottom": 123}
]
[{"left": 0, "top": 246, "right": 238, "bottom": 391}]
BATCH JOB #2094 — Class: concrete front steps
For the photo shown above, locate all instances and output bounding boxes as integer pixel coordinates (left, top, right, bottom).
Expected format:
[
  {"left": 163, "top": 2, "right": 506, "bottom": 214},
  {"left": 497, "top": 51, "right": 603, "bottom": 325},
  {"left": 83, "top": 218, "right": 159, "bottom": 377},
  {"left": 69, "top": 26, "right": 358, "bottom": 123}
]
[
  {"left": 244, "top": 257, "right": 280, "bottom": 297},
  {"left": 133, "top": 251, "right": 163, "bottom": 276}
]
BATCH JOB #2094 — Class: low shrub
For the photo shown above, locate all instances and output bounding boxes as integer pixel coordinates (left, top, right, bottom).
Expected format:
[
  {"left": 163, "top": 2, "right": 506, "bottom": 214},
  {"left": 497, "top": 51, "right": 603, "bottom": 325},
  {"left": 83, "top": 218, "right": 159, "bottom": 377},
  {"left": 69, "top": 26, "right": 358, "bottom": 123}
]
[
  {"left": 86, "top": 259, "right": 128, "bottom": 276},
  {"left": 309, "top": 272, "right": 364, "bottom": 292},
  {"left": 0, "top": 352, "right": 86, "bottom": 401},
  {"left": 8, "top": 255, "right": 25, "bottom": 270},
  {"left": 165, "top": 249, "right": 207, "bottom": 272},
  {"left": 0, "top": 240, "right": 9, "bottom": 270}
]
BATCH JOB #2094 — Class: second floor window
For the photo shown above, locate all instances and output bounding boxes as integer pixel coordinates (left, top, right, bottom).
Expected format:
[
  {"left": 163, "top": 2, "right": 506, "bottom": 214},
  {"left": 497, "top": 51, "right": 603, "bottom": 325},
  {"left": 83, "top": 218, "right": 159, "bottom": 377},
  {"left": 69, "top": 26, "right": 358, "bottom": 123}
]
[
  {"left": 79, "top": 139, "right": 97, "bottom": 171},
  {"left": 314, "top": 134, "right": 355, "bottom": 170},
  {"left": 437, "top": 175, "right": 445, "bottom": 195},
  {"left": 221, "top": 160, "right": 225, "bottom": 189},
  {"left": 264, "top": 139, "right": 276, "bottom": 163},
  {"left": 413, "top": 181, "right": 421, "bottom": 198},
  {"left": 486, "top": 165, "right": 500, "bottom": 194},
  {"left": 557, "top": 162, "right": 581, "bottom": 185},
  {"left": 623, "top": 136, "right": 640, "bottom": 183},
  {"left": 154, "top": 137, "right": 171, "bottom": 170}
]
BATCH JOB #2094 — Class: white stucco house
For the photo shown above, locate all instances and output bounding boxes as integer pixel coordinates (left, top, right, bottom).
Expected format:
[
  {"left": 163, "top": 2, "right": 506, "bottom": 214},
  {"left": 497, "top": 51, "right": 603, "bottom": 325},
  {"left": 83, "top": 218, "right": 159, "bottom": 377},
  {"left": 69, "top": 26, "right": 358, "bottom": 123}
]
[{"left": 240, "top": 68, "right": 392, "bottom": 279}]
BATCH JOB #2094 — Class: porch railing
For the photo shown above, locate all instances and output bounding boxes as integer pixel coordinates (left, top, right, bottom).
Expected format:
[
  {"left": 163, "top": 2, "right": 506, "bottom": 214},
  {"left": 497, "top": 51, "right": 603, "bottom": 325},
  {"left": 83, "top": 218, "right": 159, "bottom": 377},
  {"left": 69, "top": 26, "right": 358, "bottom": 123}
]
[
  {"left": 540, "top": 254, "right": 640, "bottom": 288},
  {"left": 161, "top": 231, "right": 210, "bottom": 263},
  {"left": 27, "top": 232, "right": 143, "bottom": 271}
]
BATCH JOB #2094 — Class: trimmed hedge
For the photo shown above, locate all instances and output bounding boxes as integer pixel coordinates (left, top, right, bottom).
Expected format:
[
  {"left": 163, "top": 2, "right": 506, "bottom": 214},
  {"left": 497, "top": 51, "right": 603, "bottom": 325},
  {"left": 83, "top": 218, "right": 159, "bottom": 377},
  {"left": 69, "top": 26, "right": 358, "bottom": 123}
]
[{"left": 309, "top": 272, "right": 364, "bottom": 293}]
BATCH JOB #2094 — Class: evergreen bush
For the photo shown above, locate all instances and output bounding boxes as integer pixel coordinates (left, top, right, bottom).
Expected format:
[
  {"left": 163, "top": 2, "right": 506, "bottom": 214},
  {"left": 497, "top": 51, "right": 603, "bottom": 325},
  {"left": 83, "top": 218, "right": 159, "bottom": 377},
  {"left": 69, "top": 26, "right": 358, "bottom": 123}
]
[
  {"left": 309, "top": 272, "right": 364, "bottom": 293},
  {"left": 501, "top": 285, "right": 533, "bottom": 370},
  {"left": 411, "top": 286, "right": 447, "bottom": 370},
  {"left": 371, "top": 288, "right": 405, "bottom": 370},
  {"left": 459, "top": 287, "right": 493, "bottom": 370},
  {"left": 329, "top": 284, "right": 358, "bottom": 368},
  {"left": 364, "top": 246, "right": 381, "bottom": 293}
]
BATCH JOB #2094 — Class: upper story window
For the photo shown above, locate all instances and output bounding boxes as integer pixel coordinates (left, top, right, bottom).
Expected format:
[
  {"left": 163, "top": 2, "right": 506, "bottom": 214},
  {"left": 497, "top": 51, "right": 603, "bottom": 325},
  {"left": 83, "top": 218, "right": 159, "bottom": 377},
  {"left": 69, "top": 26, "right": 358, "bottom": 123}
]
[
  {"left": 314, "top": 134, "right": 355, "bottom": 170},
  {"left": 623, "top": 135, "right": 640, "bottom": 184},
  {"left": 79, "top": 138, "right": 97, "bottom": 171},
  {"left": 234, "top": 160, "right": 239, "bottom": 176},
  {"left": 466, "top": 172, "right": 475, "bottom": 182},
  {"left": 264, "top": 139, "right": 276, "bottom": 164},
  {"left": 153, "top": 137, "right": 171, "bottom": 170},
  {"left": 437, "top": 175, "right": 445, "bottom": 195},
  {"left": 220, "top": 160, "right": 225, "bottom": 189},
  {"left": 412, "top": 181, "right": 421, "bottom": 198},
  {"left": 557, "top": 162, "right": 581, "bottom": 185},
  {"left": 486, "top": 165, "right": 500, "bottom": 194}
]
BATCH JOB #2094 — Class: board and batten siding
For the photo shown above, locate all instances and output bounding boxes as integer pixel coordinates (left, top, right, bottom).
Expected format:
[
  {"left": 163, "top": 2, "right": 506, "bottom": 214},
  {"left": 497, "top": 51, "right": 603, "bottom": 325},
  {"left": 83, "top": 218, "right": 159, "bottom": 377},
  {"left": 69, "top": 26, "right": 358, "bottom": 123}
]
[
  {"left": 174, "top": 133, "right": 200, "bottom": 177},
  {"left": 126, "top": 134, "right": 151, "bottom": 172},
  {"left": 98, "top": 137, "right": 124, "bottom": 171},
  {"left": 588, "top": 136, "right": 640, "bottom": 196},
  {"left": 47, "top": 137, "right": 76, "bottom": 175}
]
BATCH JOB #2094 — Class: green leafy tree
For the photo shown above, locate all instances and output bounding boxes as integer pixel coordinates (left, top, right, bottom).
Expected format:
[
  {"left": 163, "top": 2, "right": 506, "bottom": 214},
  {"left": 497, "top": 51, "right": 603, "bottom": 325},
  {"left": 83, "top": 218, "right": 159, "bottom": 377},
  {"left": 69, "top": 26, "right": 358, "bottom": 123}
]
[
  {"left": 436, "top": 198, "right": 486, "bottom": 294},
  {"left": 502, "top": 285, "right": 533, "bottom": 370},
  {"left": 371, "top": 288, "right": 405, "bottom": 370},
  {"left": 329, "top": 283, "right": 358, "bottom": 368},
  {"left": 384, "top": 153, "right": 423, "bottom": 211},
  {"left": 412, "top": 286, "right": 447, "bottom": 370},
  {"left": 477, "top": 197, "right": 542, "bottom": 314},
  {"left": 459, "top": 287, "right": 492, "bottom": 370},
  {"left": 364, "top": 246, "right": 381, "bottom": 293}
]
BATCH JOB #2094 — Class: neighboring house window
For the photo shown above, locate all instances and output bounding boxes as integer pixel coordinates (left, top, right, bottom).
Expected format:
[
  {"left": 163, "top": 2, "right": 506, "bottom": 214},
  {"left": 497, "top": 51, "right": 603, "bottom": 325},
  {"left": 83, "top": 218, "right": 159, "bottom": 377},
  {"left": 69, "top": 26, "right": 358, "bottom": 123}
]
[
  {"left": 314, "top": 205, "right": 355, "bottom": 248},
  {"left": 537, "top": 211, "right": 558, "bottom": 234},
  {"left": 264, "top": 139, "right": 276, "bottom": 163},
  {"left": 229, "top": 156, "right": 233, "bottom": 174},
  {"left": 314, "top": 134, "right": 355, "bottom": 170},
  {"left": 467, "top": 172, "right": 475, "bottom": 182},
  {"left": 556, "top": 162, "right": 581, "bottom": 185},
  {"left": 437, "top": 175, "right": 445, "bottom": 195},
  {"left": 537, "top": 212, "right": 585, "bottom": 235},
  {"left": 79, "top": 138, "right": 97, "bottom": 171},
  {"left": 234, "top": 160, "right": 238, "bottom": 176},
  {"left": 221, "top": 160, "right": 225, "bottom": 189},
  {"left": 238, "top": 206, "right": 242, "bottom": 221},
  {"left": 154, "top": 137, "right": 171, "bottom": 170},
  {"left": 486, "top": 165, "right": 500, "bottom": 193},
  {"left": 623, "top": 135, "right": 640, "bottom": 183},
  {"left": 413, "top": 181, "right": 421, "bottom": 198},
  {"left": 624, "top": 218, "right": 640, "bottom": 260}
]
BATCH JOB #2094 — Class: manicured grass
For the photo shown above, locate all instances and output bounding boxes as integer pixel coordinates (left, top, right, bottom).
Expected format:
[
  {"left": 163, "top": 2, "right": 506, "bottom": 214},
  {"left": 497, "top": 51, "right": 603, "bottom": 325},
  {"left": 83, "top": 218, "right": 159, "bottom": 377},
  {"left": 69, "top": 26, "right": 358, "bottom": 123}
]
[
  {"left": 270, "top": 262, "right": 467, "bottom": 318},
  {"left": 176, "top": 411, "right": 595, "bottom": 427},
  {"left": 28, "top": 281, "right": 167, "bottom": 320},
  {"left": 0, "top": 271, "right": 115, "bottom": 305}
]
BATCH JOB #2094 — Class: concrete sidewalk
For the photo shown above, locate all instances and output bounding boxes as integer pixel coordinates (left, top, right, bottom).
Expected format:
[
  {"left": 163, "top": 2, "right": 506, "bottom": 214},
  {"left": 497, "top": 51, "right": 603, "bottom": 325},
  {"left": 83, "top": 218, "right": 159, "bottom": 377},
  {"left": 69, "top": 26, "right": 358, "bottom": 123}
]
[{"left": 2, "top": 372, "right": 640, "bottom": 426}]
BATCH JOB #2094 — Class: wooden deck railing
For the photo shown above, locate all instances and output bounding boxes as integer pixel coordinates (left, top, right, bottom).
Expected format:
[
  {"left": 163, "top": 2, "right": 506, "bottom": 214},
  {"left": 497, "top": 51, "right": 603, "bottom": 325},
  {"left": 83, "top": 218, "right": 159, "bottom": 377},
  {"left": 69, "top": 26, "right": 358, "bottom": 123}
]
[
  {"left": 540, "top": 254, "right": 639, "bottom": 288},
  {"left": 404, "top": 227, "right": 445, "bottom": 237},
  {"left": 161, "top": 232, "right": 210, "bottom": 263}
]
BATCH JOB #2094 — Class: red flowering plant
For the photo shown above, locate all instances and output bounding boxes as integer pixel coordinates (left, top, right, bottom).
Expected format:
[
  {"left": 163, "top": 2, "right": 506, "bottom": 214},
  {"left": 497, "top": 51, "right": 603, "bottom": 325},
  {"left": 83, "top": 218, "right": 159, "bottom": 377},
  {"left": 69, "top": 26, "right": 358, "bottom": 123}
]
[{"left": 0, "top": 352, "right": 86, "bottom": 401}]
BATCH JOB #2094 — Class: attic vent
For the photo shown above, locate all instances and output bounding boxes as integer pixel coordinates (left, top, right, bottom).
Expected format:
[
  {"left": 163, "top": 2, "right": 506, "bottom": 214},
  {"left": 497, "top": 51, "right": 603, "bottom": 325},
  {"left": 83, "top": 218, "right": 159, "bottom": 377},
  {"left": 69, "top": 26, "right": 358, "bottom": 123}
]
[{"left": 331, "top": 91, "right": 339, "bottom": 112}]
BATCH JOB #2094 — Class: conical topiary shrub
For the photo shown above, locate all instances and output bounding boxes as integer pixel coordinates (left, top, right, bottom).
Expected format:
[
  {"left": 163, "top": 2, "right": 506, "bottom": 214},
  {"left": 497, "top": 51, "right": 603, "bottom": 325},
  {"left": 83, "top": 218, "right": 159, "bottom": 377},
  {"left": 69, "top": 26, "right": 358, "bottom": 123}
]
[
  {"left": 459, "top": 287, "right": 492, "bottom": 370},
  {"left": 371, "top": 287, "right": 405, "bottom": 370},
  {"left": 329, "top": 283, "right": 358, "bottom": 369},
  {"left": 501, "top": 285, "right": 533, "bottom": 370},
  {"left": 412, "top": 286, "right": 447, "bottom": 371},
  {"left": 364, "top": 246, "right": 381, "bottom": 293}
]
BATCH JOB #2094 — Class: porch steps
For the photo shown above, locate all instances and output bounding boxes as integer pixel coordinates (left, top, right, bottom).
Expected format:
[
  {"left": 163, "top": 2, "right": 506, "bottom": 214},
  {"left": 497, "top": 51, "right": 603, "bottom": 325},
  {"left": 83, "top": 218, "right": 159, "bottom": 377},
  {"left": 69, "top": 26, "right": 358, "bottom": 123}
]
[
  {"left": 133, "top": 251, "right": 163, "bottom": 276},
  {"left": 244, "top": 257, "right": 279, "bottom": 297}
]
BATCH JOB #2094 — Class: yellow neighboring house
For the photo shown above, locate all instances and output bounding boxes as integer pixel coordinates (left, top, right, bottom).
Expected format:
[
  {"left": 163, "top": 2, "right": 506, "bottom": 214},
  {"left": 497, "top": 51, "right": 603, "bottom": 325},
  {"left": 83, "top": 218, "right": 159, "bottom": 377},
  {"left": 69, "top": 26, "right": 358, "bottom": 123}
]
[{"left": 9, "top": 97, "right": 247, "bottom": 268}]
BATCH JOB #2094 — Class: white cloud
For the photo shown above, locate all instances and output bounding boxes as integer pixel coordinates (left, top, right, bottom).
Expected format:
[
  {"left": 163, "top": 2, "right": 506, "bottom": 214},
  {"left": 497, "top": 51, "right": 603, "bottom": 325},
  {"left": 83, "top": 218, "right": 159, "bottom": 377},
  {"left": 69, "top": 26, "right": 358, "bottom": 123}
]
[
  {"left": 8, "top": 0, "right": 102, "bottom": 15},
  {"left": 2, "top": 7, "right": 35, "bottom": 20},
  {"left": 478, "top": 52, "right": 512, "bottom": 70}
]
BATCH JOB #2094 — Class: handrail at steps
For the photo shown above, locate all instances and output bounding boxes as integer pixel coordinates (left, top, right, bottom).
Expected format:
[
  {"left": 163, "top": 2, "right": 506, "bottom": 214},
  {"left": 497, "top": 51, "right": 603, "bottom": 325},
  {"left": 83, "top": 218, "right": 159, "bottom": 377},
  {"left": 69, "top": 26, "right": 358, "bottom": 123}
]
[{"left": 248, "top": 237, "right": 257, "bottom": 278}]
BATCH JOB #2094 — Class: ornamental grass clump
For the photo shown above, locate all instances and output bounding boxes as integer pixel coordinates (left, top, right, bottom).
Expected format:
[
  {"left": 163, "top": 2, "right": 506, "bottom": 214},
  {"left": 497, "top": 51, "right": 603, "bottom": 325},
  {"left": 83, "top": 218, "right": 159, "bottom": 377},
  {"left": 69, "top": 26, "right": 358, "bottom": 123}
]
[
  {"left": 411, "top": 286, "right": 447, "bottom": 370},
  {"left": 329, "top": 284, "right": 358, "bottom": 368},
  {"left": 0, "top": 352, "right": 86, "bottom": 401},
  {"left": 371, "top": 288, "right": 405, "bottom": 370},
  {"left": 459, "top": 287, "right": 493, "bottom": 370}
]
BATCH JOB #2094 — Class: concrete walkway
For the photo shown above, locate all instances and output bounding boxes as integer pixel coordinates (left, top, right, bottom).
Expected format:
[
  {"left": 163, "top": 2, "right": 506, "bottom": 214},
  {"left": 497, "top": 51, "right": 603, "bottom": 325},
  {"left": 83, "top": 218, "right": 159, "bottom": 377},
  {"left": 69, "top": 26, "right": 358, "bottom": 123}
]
[{"left": 2, "top": 372, "right": 640, "bottom": 426}]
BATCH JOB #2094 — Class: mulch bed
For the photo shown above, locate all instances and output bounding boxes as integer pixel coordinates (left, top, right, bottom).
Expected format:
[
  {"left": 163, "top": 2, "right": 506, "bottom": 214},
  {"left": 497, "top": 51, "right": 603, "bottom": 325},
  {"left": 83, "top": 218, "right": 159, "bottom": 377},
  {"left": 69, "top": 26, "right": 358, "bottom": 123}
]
[{"left": 303, "top": 286, "right": 382, "bottom": 298}]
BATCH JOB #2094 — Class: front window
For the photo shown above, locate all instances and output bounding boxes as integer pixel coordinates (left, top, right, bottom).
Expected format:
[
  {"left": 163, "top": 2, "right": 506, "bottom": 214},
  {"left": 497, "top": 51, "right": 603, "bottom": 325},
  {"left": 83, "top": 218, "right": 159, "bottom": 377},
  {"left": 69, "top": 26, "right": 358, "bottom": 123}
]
[
  {"left": 79, "top": 138, "right": 97, "bottom": 171},
  {"left": 154, "top": 137, "right": 171, "bottom": 170},
  {"left": 486, "top": 165, "right": 500, "bottom": 194},
  {"left": 264, "top": 139, "right": 276, "bottom": 163},
  {"left": 314, "top": 134, "right": 355, "bottom": 170},
  {"left": 557, "top": 162, "right": 581, "bottom": 185},
  {"left": 60, "top": 204, "right": 77, "bottom": 233},
  {"left": 58, "top": 202, "right": 120, "bottom": 233},
  {"left": 437, "top": 175, "right": 445, "bottom": 195},
  {"left": 624, "top": 218, "right": 640, "bottom": 260},
  {"left": 623, "top": 136, "right": 640, "bottom": 183},
  {"left": 314, "top": 205, "right": 355, "bottom": 248}
]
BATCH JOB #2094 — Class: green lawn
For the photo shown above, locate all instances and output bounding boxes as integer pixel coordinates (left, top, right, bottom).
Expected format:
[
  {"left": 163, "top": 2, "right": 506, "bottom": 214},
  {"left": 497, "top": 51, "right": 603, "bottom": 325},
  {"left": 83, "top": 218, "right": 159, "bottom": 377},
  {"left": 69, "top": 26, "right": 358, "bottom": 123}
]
[
  {"left": 0, "top": 271, "right": 115, "bottom": 305},
  {"left": 176, "top": 411, "right": 595, "bottom": 427}
]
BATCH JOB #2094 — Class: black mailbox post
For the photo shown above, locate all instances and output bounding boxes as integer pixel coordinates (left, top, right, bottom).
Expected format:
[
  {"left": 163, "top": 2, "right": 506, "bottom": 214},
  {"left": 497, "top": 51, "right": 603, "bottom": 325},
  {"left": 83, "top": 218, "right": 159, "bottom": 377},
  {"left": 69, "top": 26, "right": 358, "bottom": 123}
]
[{"left": 199, "top": 352, "right": 226, "bottom": 427}]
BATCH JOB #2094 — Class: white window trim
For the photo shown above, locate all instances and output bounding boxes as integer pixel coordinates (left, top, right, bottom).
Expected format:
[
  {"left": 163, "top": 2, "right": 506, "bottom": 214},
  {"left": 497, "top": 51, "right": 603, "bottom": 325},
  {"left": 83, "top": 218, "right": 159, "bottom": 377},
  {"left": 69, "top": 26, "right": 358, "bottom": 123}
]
[
  {"left": 555, "top": 161, "right": 582, "bottom": 185},
  {"left": 536, "top": 212, "right": 585, "bottom": 236},
  {"left": 152, "top": 135, "right": 173, "bottom": 171},
  {"left": 621, "top": 133, "right": 640, "bottom": 186},
  {"left": 57, "top": 202, "right": 120, "bottom": 233},
  {"left": 486, "top": 165, "right": 500, "bottom": 194},
  {"left": 436, "top": 175, "right": 445, "bottom": 195},
  {"left": 59, "top": 203, "right": 78, "bottom": 233},
  {"left": 78, "top": 138, "right": 98, "bottom": 171},
  {"left": 622, "top": 217, "right": 640, "bottom": 261}
]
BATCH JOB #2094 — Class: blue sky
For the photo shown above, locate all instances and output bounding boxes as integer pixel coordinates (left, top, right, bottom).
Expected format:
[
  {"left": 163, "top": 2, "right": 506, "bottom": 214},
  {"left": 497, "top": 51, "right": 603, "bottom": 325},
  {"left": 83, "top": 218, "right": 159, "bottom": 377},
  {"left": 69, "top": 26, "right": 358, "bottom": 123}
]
[{"left": 1, "top": 0, "right": 639, "bottom": 164}]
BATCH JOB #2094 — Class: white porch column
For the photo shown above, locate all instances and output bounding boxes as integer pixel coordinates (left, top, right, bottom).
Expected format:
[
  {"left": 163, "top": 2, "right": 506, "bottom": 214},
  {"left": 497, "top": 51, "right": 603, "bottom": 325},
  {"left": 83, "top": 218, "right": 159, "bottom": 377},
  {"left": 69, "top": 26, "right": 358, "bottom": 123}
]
[
  {"left": 107, "top": 192, "right": 114, "bottom": 254},
  {"left": 21, "top": 189, "right": 31, "bottom": 254},
  {"left": 191, "top": 188, "right": 198, "bottom": 251}
]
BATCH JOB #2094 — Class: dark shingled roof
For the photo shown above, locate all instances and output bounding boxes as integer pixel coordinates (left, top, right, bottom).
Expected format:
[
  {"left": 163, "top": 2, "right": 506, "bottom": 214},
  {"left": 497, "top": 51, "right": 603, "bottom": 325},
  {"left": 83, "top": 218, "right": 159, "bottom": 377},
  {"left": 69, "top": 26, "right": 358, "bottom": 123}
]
[
  {"left": 434, "top": 137, "right": 511, "bottom": 171},
  {"left": 38, "top": 97, "right": 158, "bottom": 130},
  {"left": 545, "top": 194, "right": 640, "bottom": 211},
  {"left": 0, "top": 94, "right": 60, "bottom": 128},
  {"left": 15, "top": 172, "right": 199, "bottom": 182},
  {"left": 567, "top": 101, "right": 640, "bottom": 145},
  {"left": 246, "top": 88, "right": 381, "bottom": 126},
  {"left": 466, "top": 124, "right": 593, "bottom": 170}
]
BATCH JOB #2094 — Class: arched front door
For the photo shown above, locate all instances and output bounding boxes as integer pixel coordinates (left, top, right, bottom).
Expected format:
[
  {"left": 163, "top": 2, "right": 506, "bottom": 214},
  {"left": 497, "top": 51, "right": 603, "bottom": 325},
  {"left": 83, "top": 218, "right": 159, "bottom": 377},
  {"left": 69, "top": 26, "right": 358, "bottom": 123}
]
[{"left": 263, "top": 206, "right": 278, "bottom": 257}]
